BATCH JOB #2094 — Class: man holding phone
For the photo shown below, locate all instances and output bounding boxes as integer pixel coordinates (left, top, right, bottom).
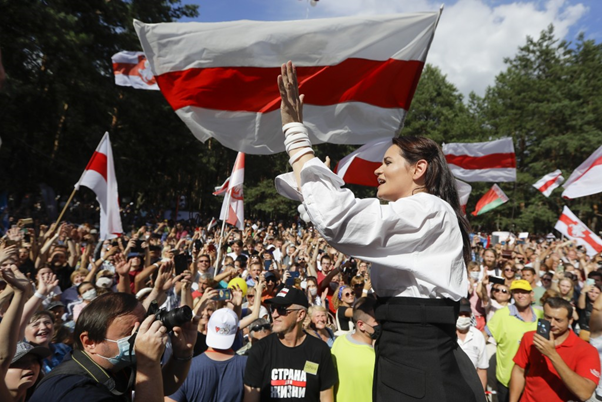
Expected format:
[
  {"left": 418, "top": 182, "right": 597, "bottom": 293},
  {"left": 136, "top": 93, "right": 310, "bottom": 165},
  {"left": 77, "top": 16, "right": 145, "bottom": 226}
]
[{"left": 509, "top": 297, "right": 600, "bottom": 402}]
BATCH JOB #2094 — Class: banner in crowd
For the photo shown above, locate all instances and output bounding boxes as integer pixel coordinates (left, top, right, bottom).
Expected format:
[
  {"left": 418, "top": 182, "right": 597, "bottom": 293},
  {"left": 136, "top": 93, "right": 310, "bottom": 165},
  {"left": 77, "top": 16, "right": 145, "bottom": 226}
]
[
  {"left": 562, "top": 145, "right": 602, "bottom": 199},
  {"left": 443, "top": 138, "right": 516, "bottom": 182},
  {"left": 554, "top": 206, "right": 602, "bottom": 257},
  {"left": 532, "top": 169, "right": 564, "bottom": 197},
  {"left": 134, "top": 12, "right": 441, "bottom": 154},
  {"left": 75, "top": 133, "right": 123, "bottom": 239},
  {"left": 471, "top": 184, "right": 509, "bottom": 216},
  {"left": 111, "top": 51, "right": 159, "bottom": 90},
  {"left": 219, "top": 152, "right": 245, "bottom": 230}
]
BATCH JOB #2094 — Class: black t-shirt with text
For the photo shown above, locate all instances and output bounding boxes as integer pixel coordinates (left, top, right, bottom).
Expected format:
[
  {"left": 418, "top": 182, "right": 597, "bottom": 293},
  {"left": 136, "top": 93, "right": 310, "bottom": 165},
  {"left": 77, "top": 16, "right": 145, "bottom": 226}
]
[{"left": 244, "top": 333, "right": 337, "bottom": 401}]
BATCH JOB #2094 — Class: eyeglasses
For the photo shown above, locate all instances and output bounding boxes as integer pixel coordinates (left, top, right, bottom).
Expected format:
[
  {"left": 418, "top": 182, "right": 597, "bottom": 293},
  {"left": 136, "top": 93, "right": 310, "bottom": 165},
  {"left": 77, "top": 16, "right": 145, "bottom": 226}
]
[
  {"left": 492, "top": 288, "right": 508, "bottom": 294},
  {"left": 250, "top": 323, "right": 271, "bottom": 332},
  {"left": 353, "top": 284, "right": 363, "bottom": 288},
  {"left": 265, "top": 278, "right": 276, "bottom": 283},
  {"left": 270, "top": 306, "right": 302, "bottom": 316},
  {"left": 247, "top": 294, "right": 255, "bottom": 298},
  {"left": 343, "top": 292, "right": 354, "bottom": 297},
  {"left": 541, "top": 278, "right": 552, "bottom": 282}
]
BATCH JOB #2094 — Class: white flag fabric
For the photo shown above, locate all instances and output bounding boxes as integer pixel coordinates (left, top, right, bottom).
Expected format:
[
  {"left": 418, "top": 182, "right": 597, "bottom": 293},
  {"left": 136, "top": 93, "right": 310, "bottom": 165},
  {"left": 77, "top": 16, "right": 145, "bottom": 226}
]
[
  {"left": 554, "top": 206, "right": 602, "bottom": 257},
  {"left": 111, "top": 51, "right": 159, "bottom": 90},
  {"left": 562, "top": 145, "right": 602, "bottom": 199},
  {"left": 532, "top": 169, "right": 564, "bottom": 197},
  {"left": 134, "top": 12, "right": 441, "bottom": 154},
  {"left": 443, "top": 138, "right": 516, "bottom": 182},
  {"left": 75, "top": 133, "right": 123, "bottom": 239},
  {"left": 455, "top": 179, "right": 472, "bottom": 215},
  {"left": 219, "top": 153, "right": 245, "bottom": 230},
  {"left": 213, "top": 177, "right": 230, "bottom": 196}
]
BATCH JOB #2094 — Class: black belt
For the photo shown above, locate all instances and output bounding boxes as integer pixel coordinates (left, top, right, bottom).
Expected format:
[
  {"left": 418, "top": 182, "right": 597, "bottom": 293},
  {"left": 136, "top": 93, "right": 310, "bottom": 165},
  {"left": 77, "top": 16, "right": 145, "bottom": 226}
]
[{"left": 375, "top": 296, "right": 459, "bottom": 325}]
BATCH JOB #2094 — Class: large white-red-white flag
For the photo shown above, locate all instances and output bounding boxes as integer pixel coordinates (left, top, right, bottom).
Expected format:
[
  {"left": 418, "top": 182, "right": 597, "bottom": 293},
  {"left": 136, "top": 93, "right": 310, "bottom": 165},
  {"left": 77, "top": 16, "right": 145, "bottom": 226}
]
[
  {"left": 335, "top": 137, "right": 392, "bottom": 187},
  {"left": 75, "top": 133, "right": 123, "bottom": 239},
  {"left": 334, "top": 137, "right": 471, "bottom": 211},
  {"left": 562, "top": 145, "right": 602, "bottom": 199},
  {"left": 532, "top": 169, "right": 563, "bottom": 197},
  {"left": 219, "top": 153, "right": 245, "bottom": 230},
  {"left": 111, "top": 51, "right": 159, "bottom": 90},
  {"left": 442, "top": 138, "right": 516, "bottom": 182},
  {"left": 555, "top": 206, "right": 602, "bottom": 257},
  {"left": 134, "top": 12, "right": 441, "bottom": 154}
]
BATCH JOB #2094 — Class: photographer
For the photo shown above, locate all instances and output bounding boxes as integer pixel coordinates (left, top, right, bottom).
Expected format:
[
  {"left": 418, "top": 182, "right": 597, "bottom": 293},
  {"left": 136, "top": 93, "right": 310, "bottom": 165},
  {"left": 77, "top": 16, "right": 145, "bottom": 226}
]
[{"left": 29, "top": 292, "right": 199, "bottom": 402}]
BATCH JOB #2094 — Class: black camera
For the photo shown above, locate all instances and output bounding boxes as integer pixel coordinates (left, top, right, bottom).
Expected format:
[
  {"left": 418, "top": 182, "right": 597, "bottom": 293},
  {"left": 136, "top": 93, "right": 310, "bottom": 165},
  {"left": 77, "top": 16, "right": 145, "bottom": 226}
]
[{"left": 147, "top": 301, "right": 193, "bottom": 331}]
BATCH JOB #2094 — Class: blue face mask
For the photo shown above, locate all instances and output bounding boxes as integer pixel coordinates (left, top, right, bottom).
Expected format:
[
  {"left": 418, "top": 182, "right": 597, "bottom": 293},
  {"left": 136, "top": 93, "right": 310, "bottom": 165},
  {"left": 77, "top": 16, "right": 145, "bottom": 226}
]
[{"left": 97, "top": 334, "right": 136, "bottom": 370}]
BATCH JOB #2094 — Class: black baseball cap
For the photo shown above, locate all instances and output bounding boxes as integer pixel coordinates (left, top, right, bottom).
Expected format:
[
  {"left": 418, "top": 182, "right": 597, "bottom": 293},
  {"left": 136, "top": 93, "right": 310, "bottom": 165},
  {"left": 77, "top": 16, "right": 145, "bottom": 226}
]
[
  {"left": 11, "top": 342, "right": 51, "bottom": 365},
  {"left": 265, "top": 287, "right": 309, "bottom": 308}
]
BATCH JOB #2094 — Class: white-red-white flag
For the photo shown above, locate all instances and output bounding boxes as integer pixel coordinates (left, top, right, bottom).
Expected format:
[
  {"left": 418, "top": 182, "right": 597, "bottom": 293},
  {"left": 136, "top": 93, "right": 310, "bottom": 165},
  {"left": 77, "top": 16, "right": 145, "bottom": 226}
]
[
  {"left": 555, "top": 206, "right": 602, "bottom": 257},
  {"left": 111, "top": 51, "right": 159, "bottom": 90},
  {"left": 562, "top": 145, "right": 602, "bottom": 199},
  {"left": 335, "top": 137, "right": 392, "bottom": 187},
  {"left": 213, "top": 177, "right": 230, "bottom": 196},
  {"left": 207, "top": 217, "right": 217, "bottom": 231},
  {"left": 134, "top": 12, "right": 441, "bottom": 154},
  {"left": 532, "top": 169, "right": 564, "bottom": 197},
  {"left": 219, "top": 153, "right": 245, "bottom": 230},
  {"left": 334, "top": 137, "right": 471, "bottom": 212},
  {"left": 75, "top": 133, "right": 123, "bottom": 239},
  {"left": 443, "top": 138, "right": 516, "bottom": 182},
  {"left": 455, "top": 179, "right": 472, "bottom": 215}
]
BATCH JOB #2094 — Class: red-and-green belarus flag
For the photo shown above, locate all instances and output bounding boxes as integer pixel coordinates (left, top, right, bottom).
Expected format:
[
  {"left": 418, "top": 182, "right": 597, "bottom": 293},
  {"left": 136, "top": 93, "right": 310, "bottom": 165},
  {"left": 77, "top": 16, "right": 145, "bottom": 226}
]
[{"left": 471, "top": 184, "right": 509, "bottom": 216}]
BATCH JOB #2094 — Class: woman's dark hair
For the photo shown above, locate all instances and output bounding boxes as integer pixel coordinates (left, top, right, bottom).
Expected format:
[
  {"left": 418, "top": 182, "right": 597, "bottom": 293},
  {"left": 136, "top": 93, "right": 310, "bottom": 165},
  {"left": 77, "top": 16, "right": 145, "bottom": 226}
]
[
  {"left": 392, "top": 136, "right": 472, "bottom": 264},
  {"left": 73, "top": 292, "right": 140, "bottom": 350}
]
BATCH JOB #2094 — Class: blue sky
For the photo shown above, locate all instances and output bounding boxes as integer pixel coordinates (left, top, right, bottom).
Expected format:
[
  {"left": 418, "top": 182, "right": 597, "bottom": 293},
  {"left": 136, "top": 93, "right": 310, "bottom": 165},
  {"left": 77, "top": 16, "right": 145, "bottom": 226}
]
[{"left": 177, "top": 0, "right": 601, "bottom": 97}]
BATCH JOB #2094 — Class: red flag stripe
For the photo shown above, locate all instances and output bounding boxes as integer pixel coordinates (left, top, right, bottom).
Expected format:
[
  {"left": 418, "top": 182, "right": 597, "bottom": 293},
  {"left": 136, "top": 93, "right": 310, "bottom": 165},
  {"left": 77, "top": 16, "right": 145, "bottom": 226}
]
[
  {"left": 538, "top": 175, "right": 560, "bottom": 193},
  {"left": 84, "top": 151, "right": 108, "bottom": 182},
  {"left": 156, "top": 58, "right": 424, "bottom": 113},
  {"left": 445, "top": 153, "right": 516, "bottom": 170},
  {"left": 337, "top": 158, "right": 381, "bottom": 187}
]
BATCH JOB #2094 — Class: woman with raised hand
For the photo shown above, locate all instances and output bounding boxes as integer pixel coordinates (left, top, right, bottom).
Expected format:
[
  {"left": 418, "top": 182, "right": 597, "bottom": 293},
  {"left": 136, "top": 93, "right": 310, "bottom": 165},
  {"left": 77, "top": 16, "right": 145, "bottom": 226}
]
[{"left": 275, "top": 61, "right": 484, "bottom": 402}]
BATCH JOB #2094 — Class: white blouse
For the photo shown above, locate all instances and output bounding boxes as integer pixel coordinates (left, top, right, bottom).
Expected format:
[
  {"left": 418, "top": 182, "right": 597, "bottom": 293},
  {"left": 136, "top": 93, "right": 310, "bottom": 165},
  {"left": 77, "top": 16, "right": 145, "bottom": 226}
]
[{"left": 276, "top": 157, "right": 468, "bottom": 300}]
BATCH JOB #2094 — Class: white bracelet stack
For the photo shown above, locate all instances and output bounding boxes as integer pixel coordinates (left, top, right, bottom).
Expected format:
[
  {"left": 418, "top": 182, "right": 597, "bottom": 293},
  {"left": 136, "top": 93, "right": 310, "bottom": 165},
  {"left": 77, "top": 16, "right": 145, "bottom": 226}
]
[{"left": 283, "top": 122, "right": 314, "bottom": 166}]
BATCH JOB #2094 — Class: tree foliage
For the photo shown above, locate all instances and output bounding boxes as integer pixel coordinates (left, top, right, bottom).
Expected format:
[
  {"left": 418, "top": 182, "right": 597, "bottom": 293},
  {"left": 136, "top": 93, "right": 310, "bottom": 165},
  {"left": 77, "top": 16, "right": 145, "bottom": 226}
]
[{"left": 1, "top": 6, "right": 601, "bottom": 233}]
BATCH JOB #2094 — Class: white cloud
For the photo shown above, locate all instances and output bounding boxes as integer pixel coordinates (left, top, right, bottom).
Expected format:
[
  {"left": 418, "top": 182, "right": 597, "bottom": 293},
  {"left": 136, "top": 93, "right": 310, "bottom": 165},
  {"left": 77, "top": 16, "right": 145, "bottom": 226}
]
[{"left": 302, "top": 0, "right": 587, "bottom": 98}]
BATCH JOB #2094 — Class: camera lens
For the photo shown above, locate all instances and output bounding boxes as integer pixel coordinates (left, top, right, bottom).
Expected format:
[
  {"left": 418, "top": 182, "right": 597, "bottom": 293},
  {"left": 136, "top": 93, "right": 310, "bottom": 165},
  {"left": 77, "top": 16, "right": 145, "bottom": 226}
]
[{"left": 156, "top": 306, "right": 193, "bottom": 331}]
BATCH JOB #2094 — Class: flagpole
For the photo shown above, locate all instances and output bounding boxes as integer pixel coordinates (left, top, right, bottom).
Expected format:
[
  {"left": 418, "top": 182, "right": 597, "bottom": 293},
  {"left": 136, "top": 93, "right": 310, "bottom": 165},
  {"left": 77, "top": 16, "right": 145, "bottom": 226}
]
[
  {"left": 214, "top": 189, "right": 232, "bottom": 277},
  {"left": 54, "top": 188, "right": 78, "bottom": 228}
]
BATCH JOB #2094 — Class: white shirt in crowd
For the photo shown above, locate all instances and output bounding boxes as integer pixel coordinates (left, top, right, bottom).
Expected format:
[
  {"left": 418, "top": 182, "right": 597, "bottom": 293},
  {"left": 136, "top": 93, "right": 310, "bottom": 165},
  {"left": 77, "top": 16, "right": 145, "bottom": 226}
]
[
  {"left": 457, "top": 326, "right": 489, "bottom": 370},
  {"left": 276, "top": 158, "right": 468, "bottom": 300}
]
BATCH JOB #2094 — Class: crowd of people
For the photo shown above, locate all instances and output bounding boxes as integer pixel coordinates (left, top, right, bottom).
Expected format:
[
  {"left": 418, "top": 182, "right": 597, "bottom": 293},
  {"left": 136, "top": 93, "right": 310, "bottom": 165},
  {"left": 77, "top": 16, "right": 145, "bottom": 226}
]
[
  {"left": 0, "top": 215, "right": 600, "bottom": 401},
  {"left": 0, "top": 61, "right": 600, "bottom": 402}
]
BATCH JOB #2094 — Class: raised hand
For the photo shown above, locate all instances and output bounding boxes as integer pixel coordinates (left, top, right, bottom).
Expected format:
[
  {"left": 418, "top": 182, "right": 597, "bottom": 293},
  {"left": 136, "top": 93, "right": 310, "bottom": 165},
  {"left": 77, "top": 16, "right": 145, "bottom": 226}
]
[
  {"left": 0, "top": 244, "right": 18, "bottom": 264},
  {"left": 277, "top": 61, "right": 304, "bottom": 125},
  {"left": 37, "top": 271, "right": 59, "bottom": 296},
  {"left": 113, "top": 253, "right": 132, "bottom": 276},
  {"left": 0, "top": 264, "right": 31, "bottom": 293}
]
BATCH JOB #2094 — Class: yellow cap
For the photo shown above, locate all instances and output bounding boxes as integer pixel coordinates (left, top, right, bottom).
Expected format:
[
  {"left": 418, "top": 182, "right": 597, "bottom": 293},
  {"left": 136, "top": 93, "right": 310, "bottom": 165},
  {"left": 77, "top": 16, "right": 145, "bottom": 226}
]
[{"left": 510, "top": 279, "right": 532, "bottom": 292}]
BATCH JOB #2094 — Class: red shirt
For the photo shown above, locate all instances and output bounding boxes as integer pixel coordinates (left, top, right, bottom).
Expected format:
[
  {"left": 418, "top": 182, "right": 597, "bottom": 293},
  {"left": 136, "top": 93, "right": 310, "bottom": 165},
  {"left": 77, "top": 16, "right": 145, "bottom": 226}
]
[{"left": 513, "top": 330, "right": 600, "bottom": 402}]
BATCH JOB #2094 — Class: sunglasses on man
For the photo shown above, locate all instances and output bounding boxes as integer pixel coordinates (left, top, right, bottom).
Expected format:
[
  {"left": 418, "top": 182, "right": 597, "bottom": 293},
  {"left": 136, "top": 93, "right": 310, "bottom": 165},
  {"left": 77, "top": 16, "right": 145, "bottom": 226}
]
[{"left": 269, "top": 305, "right": 303, "bottom": 316}]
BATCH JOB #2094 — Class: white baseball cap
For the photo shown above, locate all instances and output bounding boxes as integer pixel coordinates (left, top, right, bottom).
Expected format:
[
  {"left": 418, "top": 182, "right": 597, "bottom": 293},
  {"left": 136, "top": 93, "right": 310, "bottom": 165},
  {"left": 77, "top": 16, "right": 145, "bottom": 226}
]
[{"left": 206, "top": 308, "right": 239, "bottom": 350}]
